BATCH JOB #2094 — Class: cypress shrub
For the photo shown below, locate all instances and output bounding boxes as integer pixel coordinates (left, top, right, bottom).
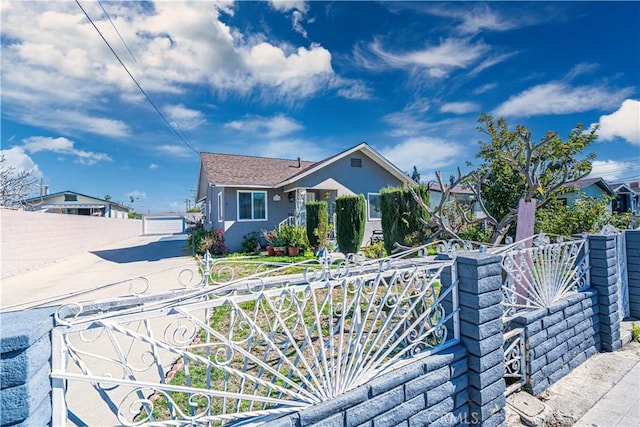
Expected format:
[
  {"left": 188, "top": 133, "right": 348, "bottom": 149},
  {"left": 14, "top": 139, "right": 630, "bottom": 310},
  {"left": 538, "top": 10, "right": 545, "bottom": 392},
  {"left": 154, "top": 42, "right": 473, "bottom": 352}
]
[
  {"left": 335, "top": 194, "right": 366, "bottom": 254},
  {"left": 380, "top": 185, "right": 430, "bottom": 254},
  {"left": 305, "top": 201, "right": 329, "bottom": 251}
]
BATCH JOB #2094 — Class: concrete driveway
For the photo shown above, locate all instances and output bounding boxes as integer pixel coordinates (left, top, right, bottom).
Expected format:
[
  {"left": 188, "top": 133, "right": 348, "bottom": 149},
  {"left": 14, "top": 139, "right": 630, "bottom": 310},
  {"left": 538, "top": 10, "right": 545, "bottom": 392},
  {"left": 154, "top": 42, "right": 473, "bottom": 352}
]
[{"left": 1, "top": 234, "right": 197, "bottom": 312}]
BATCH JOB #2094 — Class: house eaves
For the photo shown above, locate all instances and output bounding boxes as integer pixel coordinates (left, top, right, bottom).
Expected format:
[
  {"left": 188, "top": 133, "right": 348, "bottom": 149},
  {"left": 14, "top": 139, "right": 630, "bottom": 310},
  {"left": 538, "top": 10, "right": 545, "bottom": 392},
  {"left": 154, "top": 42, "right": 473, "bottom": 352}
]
[{"left": 275, "top": 143, "right": 414, "bottom": 188}]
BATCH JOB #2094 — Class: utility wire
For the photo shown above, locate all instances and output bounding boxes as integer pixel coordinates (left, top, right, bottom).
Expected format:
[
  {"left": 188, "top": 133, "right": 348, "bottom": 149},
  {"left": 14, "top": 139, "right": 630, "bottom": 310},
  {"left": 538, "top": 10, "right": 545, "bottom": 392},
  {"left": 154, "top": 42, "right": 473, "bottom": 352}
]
[
  {"left": 97, "top": 0, "right": 137, "bottom": 63},
  {"left": 75, "top": 0, "right": 197, "bottom": 154}
]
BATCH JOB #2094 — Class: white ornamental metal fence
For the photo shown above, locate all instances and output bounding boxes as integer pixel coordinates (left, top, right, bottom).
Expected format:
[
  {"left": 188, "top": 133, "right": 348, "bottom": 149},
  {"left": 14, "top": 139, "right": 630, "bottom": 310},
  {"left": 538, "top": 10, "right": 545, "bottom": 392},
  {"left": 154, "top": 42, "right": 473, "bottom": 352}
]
[
  {"left": 51, "top": 249, "right": 458, "bottom": 426},
  {"left": 498, "top": 233, "right": 590, "bottom": 321}
]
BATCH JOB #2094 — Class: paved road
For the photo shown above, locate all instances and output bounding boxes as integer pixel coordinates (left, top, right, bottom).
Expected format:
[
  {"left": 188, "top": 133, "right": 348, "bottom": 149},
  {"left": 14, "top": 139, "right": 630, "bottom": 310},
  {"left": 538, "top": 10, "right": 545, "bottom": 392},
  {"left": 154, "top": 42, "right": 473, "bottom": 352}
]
[{"left": 1, "top": 234, "right": 196, "bottom": 312}]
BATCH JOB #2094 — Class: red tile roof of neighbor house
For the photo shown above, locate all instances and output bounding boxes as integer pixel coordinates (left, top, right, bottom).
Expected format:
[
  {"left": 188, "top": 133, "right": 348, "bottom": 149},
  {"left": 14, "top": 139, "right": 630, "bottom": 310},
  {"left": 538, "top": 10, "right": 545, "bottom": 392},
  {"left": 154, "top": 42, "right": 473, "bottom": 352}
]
[{"left": 200, "top": 152, "right": 317, "bottom": 186}]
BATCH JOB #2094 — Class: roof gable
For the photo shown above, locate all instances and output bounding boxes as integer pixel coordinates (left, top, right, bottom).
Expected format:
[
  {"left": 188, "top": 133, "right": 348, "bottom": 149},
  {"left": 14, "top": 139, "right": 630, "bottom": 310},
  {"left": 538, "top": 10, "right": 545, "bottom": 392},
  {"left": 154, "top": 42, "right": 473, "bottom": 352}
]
[
  {"left": 25, "top": 190, "right": 129, "bottom": 209},
  {"left": 564, "top": 177, "right": 614, "bottom": 196}
]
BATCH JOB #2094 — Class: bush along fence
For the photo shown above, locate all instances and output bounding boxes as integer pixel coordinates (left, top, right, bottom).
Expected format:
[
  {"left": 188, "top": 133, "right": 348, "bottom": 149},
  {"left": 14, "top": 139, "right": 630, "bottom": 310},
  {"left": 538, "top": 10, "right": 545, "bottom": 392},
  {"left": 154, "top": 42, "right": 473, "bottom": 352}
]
[{"left": 0, "top": 230, "right": 637, "bottom": 426}]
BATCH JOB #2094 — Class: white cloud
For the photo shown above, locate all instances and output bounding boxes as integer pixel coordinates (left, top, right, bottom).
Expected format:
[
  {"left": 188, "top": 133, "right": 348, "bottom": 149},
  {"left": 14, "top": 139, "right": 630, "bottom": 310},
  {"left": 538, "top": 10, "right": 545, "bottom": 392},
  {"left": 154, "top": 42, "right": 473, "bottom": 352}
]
[
  {"left": 370, "top": 38, "right": 489, "bottom": 73},
  {"left": 156, "top": 144, "right": 194, "bottom": 158},
  {"left": 334, "top": 79, "right": 374, "bottom": 100},
  {"left": 164, "top": 104, "right": 206, "bottom": 131},
  {"left": 0, "top": 146, "right": 43, "bottom": 178},
  {"left": 225, "top": 114, "right": 303, "bottom": 138},
  {"left": 440, "top": 101, "right": 480, "bottom": 115},
  {"left": 149, "top": 163, "right": 159, "bottom": 170},
  {"left": 1, "top": 1, "right": 345, "bottom": 140},
  {"left": 269, "top": 1, "right": 309, "bottom": 13},
  {"left": 473, "top": 83, "right": 497, "bottom": 95},
  {"left": 21, "top": 136, "right": 111, "bottom": 165},
  {"left": 589, "top": 160, "right": 640, "bottom": 181},
  {"left": 565, "top": 62, "right": 599, "bottom": 80},
  {"left": 493, "top": 82, "right": 634, "bottom": 117},
  {"left": 379, "top": 137, "right": 464, "bottom": 174},
  {"left": 468, "top": 52, "right": 517, "bottom": 76},
  {"left": 593, "top": 99, "right": 640, "bottom": 145}
]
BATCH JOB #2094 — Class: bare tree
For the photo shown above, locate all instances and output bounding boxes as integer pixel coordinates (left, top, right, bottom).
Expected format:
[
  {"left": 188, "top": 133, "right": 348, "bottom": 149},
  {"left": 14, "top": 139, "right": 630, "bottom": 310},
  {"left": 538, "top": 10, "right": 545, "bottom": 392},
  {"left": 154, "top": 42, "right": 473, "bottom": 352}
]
[{"left": 0, "top": 154, "right": 39, "bottom": 208}]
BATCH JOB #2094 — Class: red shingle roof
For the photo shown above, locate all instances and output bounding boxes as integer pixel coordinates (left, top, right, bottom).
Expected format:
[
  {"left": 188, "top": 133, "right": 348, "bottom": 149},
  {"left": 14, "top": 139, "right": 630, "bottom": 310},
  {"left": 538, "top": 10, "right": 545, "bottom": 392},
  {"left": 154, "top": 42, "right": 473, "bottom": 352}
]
[{"left": 200, "top": 153, "right": 317, "bottom": 186}]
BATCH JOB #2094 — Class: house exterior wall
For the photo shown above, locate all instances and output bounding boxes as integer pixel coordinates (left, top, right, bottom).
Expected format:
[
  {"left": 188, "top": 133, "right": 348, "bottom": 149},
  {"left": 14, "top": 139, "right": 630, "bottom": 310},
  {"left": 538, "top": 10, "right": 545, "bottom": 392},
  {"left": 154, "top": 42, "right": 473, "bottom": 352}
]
[
  {"left": 204, "top": 185, "right": 296, "bottom": 252},
  {"left": 287, "top": 151, "right": 407, "bottom": 251},
  {"left": 560, "top": 187, "right": 613, "bottom": 211}
]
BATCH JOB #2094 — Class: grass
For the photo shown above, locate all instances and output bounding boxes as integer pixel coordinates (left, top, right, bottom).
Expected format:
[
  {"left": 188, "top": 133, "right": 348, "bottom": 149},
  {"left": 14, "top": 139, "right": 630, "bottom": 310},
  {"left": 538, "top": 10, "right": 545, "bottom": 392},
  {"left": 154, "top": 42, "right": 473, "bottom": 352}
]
[{"left": 143, "top": 256, "right": 446, "bottom": 423}]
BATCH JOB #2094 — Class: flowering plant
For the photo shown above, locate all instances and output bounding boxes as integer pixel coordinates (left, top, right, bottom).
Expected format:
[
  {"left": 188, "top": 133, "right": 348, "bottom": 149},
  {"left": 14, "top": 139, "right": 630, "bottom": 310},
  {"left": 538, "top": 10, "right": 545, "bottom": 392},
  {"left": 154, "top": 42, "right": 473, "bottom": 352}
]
[{"left": 262, "top": 229, "right": 286, "bottom": 247}]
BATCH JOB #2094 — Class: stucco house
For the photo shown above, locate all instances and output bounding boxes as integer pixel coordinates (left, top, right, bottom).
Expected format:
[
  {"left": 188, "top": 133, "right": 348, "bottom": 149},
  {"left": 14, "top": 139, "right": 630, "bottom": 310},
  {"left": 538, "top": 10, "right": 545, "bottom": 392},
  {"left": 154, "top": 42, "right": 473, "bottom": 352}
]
[
  {"left": 25, "top": 191, "right": 130, "bottom": 218},
  {"left": 559, "top": 177, "right": 614, "bottom": 211},
  {"left": 195, "top": 143, "right": 415, "bottom": 252}
]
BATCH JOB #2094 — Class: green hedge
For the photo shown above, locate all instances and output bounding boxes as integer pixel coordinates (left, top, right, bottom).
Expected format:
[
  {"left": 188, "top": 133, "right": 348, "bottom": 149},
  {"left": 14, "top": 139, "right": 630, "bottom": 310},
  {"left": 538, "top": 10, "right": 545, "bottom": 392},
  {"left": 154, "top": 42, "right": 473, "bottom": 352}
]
[
  {"left": 380, "top": 185, "right": 430, "bottom": 254},
  {"left": 305, "top": 201, "right": 329, "bottom": 251},
  {"left": 335, "top": 195, "right": 366, "bottom": 254}
]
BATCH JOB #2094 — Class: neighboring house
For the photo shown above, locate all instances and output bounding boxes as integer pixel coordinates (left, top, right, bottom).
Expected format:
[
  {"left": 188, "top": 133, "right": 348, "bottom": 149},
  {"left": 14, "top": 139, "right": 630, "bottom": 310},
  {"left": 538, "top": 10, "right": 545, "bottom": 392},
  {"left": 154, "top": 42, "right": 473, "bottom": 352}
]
[
  {"left": 559, "top": 178, "right": 614, "bottom": 211},
  {"left": 25, "top": 191, "right": 130, "bottom": 218},
  {"left": 427, "top": 183, "right": 485, "bottom": 219},
  {"left": 195, "top": 143, "right": 415, "bottom": 252},
  {"left": 611, "top": 182, "right": 640, "bottom": 215}
]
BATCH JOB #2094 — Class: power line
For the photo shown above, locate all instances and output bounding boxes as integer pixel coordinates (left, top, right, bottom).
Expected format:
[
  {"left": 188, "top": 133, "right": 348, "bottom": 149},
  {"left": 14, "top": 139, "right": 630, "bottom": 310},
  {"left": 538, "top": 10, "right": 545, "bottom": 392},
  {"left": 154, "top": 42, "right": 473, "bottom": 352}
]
[
  {"left": 96, "top": 0, "right": 137, "bottom": 63},
  {"left": 75, "top": 0, "right": 197, "bottom": 154}
]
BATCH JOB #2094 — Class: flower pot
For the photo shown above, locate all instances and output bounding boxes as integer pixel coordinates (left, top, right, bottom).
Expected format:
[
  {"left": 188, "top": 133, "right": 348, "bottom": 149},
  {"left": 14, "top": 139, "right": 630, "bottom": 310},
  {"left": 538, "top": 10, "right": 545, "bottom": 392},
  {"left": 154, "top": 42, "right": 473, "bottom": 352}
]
[
  {"left": 266, "top": 245, "right": 275, "bottom": 256},
  {"left": 287, "top": 246, "right": 300, "bottom": 257}
]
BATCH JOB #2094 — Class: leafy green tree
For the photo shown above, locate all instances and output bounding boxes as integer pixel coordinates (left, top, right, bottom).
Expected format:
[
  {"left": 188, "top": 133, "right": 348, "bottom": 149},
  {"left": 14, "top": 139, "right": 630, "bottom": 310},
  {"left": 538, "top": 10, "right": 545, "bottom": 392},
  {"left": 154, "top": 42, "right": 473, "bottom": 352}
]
[
  {"left": 535, "top": 196, "right": 611, "bottom": 235},
  {"left": 335, "top": 195, "right": 366, "bottom": 254},
  {"left": 468, "top": 114, "right": 597, "bottom": 243},
  {"left": 104, "top": 194, "right": 112, "bottom": 201}
]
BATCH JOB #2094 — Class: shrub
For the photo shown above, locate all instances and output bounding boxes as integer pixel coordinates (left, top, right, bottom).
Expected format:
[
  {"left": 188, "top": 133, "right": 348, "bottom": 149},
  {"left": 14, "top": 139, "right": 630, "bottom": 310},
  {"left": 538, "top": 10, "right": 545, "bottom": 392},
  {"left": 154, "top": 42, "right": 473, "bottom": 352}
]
[
  {"left": 198, "top": 229, "right": 229, "bottom": 255},
  {"left": 241, "top": 231, "right": 261, "bottom": 253},
  {"left": 362, "top": 240, "right": 386, "bottom": 259},
  {"left": 335, "top": 194, "right": 366, "bottom": 254},
  {"left": 279, "top": 225, "right": 309, "bottom": 252},
  {"left": 306, "top": 201, "right": 329, "bottom": 251},
  {"left": 535, "top": 196, "right": 610, "bottom": 236},
  {"left": 380, "top": 185, "right": 430, "bottom": 254}
]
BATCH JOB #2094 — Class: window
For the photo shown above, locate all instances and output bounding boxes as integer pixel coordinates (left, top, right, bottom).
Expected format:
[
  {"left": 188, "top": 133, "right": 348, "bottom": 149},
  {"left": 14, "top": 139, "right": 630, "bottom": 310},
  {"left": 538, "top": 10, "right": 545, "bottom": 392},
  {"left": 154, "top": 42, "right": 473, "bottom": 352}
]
[
  {"left": 64, "top": 194, "right": 78, "bottom": 202},
  {"left": 350, "top": 158, "right": 362, "bottom": 168},
  {"left": 238, "top": 191, "right": 267, "bottom": 221},
  {"left": 368, "top": 193, "right": 381, "bottom": 220},
  {"left": 217, "top": 191, "right": 223, "bottom": 222}
]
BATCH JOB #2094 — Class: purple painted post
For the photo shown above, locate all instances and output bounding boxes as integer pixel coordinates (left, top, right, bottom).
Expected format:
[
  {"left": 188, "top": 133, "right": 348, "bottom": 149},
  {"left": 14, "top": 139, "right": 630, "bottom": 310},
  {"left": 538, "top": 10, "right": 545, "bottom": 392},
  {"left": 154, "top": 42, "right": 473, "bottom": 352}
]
[{"left": 515, "top": 198, "right": 536, "bottom": 245}]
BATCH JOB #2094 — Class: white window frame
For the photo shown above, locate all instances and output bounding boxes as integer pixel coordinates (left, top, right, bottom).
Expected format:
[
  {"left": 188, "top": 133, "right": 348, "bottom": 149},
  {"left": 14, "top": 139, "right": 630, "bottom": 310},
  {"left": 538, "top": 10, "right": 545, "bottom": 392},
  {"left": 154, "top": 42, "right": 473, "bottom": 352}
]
[
  {"left": 237, "top": 190, "right": 268, "bottom": 222},
  {"left": 217, "top": 191, "right": 223, "bottom": 222},
  {"left": 367, "top": 192, "right": 381, "bottom": 221}
]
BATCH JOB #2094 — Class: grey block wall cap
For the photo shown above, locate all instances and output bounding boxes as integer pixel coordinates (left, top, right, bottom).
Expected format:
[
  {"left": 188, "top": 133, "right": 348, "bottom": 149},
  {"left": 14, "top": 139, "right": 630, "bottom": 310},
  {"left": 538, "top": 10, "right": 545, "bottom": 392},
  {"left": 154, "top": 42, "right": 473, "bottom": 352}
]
[
  {"left": 0, "top": 307, "right": 56, "bottom": 353},
  {"left": 456, "top": 252, "right": 502, "bottom": 266}
]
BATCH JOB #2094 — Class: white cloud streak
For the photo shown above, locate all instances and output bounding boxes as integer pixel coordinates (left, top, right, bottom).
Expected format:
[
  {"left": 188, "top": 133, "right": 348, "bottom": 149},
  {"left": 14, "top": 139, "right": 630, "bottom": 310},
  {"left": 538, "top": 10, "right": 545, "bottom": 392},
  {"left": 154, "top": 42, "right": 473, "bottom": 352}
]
[
  {"left": 493, "top": 82, "right": 634, "bottom": 118},
  {"left": 21, "top": 136, "right": 111, "bottom": 165},
  {"left": 1, "top": 146, "right": 43, "bottom": 178},
  {"left": 590, "top": 160, "right": 640, "bottom": 181},
  {"left": 225, "top": 114, "right": 303, "bottom": 138},
  {"left": 440, "top": 101, "right": 480, "bottom": 114}
]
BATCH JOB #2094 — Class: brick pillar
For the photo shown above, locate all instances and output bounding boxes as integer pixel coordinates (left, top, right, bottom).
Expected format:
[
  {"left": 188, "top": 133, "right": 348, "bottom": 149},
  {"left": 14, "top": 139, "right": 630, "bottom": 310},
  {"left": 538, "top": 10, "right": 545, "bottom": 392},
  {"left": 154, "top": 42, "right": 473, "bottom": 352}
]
[
  {"left": 626, "top": 230, "right": 640, "bottom": 318},
  {"left": 0, "top": 307, "right": 55, "bottom": 426},
  {"left": 457, "top": 253, "right": 506, "bottom": 427},
  {"left": 588, "top": 235, "right": 622, "bottom": 352}
]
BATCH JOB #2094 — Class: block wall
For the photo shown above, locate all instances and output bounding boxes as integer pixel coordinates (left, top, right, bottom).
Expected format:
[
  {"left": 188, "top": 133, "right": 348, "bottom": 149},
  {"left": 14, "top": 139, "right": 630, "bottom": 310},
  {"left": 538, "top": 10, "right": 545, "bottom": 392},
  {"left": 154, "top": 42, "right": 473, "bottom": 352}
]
[
  {"left": 627, "top": 230, "right": 640, "bottom": 318},
  {"left": 509, "top": 291, "right": 601, "bottom": 396},
  {"left": 0, "top": 308, "right": 55, "bottom": 426},
  {"left": 265, "top": 344, "right": 470, "bottom": 427},
  {"left": 0, "top": 209, "right": 142, "bottom": 278}
]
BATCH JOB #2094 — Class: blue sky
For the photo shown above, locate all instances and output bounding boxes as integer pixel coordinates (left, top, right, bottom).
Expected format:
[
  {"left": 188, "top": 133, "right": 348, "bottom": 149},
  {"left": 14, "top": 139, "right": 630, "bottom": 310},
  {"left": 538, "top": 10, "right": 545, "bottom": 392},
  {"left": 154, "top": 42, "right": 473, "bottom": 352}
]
[{"left": 1, "top": 1, "right": 639, "bottom": 213}]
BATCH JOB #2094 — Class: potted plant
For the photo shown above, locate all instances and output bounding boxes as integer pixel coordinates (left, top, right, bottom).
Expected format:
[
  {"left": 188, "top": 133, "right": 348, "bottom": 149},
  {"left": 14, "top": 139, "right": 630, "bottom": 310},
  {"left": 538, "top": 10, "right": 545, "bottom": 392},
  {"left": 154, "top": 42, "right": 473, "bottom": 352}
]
[
  {"left": 262, "top": 229, "right": 286, "bottom": 256},
  {"left": 279, "top": 225, "right": 307, "bottom": 256}
]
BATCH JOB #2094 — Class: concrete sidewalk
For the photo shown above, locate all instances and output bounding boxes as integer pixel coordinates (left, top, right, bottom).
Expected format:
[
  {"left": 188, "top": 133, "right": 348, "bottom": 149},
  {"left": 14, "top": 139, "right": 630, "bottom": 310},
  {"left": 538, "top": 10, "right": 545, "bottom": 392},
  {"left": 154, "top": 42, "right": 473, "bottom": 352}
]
[{"left": 507, "top": 320, "right": 640, "bottom": 426}]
